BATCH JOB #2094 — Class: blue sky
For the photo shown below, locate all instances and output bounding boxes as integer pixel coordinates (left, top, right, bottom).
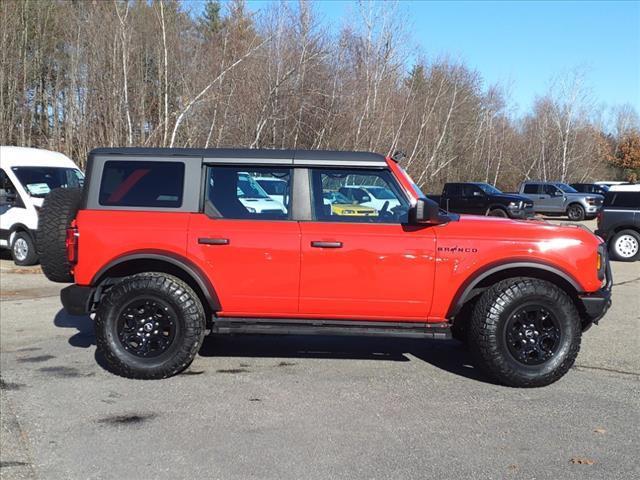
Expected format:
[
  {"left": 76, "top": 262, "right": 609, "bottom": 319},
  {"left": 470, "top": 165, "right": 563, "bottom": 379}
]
[{"left": 189, "top": 0, "right": 640, "bottom": 114}]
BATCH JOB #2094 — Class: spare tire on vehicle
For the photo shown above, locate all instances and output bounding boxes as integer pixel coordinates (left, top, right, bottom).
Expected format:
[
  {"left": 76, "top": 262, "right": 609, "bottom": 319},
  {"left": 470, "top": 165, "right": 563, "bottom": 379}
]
[{"left": 37, "top": 188, "right": 83, "bottom": 283}]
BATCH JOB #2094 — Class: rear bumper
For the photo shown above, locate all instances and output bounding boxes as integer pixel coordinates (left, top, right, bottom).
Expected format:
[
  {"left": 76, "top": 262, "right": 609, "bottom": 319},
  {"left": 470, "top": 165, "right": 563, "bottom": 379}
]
[{"left": 60, "top": 285, "right": 94, "bottom": 316}]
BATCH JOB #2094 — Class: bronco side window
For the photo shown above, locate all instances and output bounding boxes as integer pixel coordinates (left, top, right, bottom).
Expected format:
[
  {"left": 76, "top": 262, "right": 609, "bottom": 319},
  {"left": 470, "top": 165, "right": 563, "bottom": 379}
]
[
  {"left": 310, "top": 168, "right": 409, "bottom": 223},
  {"left": 99, "top": 161, "right": 185, "bottom": 208},
  {"left": 206, "top": 166, "right": 291, "bottom": 220}
]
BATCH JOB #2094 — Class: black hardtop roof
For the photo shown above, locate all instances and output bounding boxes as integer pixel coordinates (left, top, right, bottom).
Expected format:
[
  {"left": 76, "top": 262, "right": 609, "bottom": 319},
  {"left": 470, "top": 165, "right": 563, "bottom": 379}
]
[{"left": 88, "top": 147, "right": 386, "bottom": 163}]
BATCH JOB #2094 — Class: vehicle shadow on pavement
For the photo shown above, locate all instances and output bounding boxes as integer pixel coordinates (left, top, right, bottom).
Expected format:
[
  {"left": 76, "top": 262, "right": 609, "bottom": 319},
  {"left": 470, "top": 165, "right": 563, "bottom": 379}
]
[
  {"left": 199, "top": 335, "right": 490, "bottom": 384},
  {"left": 52, "top": 310, "right": 491, "bottom": 384},
  {"left": 54, "top": 309, "right": 95, "bottom": 348}
]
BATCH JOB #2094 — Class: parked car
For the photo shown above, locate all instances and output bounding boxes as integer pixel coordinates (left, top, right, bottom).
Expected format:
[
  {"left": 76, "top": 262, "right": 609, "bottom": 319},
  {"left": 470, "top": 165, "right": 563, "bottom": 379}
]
[
  {"left": 570, "top": 183, "right": 609, "bottom": 196},
  {"left": 38, "top": 148, "right": 611, "bottom": 387},
  {"left": 322, "top": 191, "right": 378, "bottom": 217},
  {"left": 595, "top": 184, "right": 640, "bottom": 262},
  {"left": 255, "top": 176, "right": 288, "bottom": 206},
  {"left": 518, "top": 181, "right": 603, "bottom": 221},
  {"left": 595, "top": 181, "right": 628, "bottom": 188},
  {"left": 339, "top": 185, "right": 401, "bottom": 211},
  {"left": 430, "top": 182, "right": 534, "bottom": 219},
  {"left": 235, "top": 173, "right": 287, "bottom": 214},
  {"left": 0, "top": 146, "right": 84, "bottom": 265}
]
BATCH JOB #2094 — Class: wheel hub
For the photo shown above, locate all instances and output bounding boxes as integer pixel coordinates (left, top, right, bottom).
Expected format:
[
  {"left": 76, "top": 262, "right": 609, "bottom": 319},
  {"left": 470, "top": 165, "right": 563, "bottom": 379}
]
[
  {"left": 117, "top": 299, "right": 176, "bottom": 358},
  {"left": 13, "top": 238, "right": 28, "bottom": 261},
  {"left": 505, "top": 306, "right": 561, "bottom": 365},
  {"left": 615, "top": 235, "right": 639, "bottom": 258}
]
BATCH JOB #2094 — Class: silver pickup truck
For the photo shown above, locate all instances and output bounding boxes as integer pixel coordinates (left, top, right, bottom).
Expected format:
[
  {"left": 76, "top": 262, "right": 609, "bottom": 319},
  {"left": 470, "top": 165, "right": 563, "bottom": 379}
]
[{"left": 518, "top": 181, "right": 603, "bottom": 221}]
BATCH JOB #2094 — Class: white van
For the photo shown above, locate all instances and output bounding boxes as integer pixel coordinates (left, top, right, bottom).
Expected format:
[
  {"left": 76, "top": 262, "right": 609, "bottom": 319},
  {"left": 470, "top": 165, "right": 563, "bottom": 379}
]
[{"left": 0, "top": 146, "right": 84, "bottom": 265}]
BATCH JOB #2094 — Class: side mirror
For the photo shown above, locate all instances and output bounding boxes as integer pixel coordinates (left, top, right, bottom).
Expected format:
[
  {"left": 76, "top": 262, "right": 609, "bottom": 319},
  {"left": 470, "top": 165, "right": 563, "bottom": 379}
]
[
  {"left": 408, "top": 198, "right": 441, "bottom": 225},
  {"left": 360, "top": 195, "right": 371, "bottom": 203},
  {"left": 473, "top": 191, "right": 484, "bottom": 197},
  {"left": 553, "top": 190, "right": 564, "bottom": 197}
]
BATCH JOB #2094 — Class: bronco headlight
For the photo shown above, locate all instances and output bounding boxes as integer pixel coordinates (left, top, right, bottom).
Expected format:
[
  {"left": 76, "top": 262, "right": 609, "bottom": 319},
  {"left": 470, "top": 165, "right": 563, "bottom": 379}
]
[
  {"left": 508, "top": 201, "right": 521, "bottom": 209},
  {"left": 342, "top": 209, "right": 355, "bottom": 214}
]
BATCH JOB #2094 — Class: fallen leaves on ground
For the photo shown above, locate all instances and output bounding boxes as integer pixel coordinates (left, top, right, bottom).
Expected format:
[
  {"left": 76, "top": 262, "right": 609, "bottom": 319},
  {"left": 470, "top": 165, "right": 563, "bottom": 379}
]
[{"left": 570, "top": 457, "right": 596, "bottom": 465}]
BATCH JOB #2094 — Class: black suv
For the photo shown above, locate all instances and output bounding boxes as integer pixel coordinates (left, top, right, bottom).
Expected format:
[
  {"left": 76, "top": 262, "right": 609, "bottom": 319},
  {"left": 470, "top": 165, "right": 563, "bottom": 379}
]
[
  {"left": 432, "top": 182, "right": 534, "bottom": 219},
  {"left": 595, "top": 186, "right": 640, "bottom": 261},
  {"left": 570, "top": 183, "right": 609, "bottom": 196}
]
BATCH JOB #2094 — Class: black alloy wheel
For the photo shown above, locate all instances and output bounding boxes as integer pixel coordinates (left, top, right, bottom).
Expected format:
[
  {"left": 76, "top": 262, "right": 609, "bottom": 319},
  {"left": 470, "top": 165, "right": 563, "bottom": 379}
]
[
  {"left": 504, "top": 305, "right": 561, "bottom": 365},
  {"left": 117, "top": 298, "right": 178, "bottom": 358}
]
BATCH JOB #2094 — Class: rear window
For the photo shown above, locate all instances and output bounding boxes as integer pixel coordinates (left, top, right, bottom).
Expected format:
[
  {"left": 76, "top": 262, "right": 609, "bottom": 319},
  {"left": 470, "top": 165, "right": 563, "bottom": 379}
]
[
  {"left": 605, "top": 191, "right": 640, "bottom": 208},
  {"left": 99, "top": 161, "right": 185, "bottom": 208}
]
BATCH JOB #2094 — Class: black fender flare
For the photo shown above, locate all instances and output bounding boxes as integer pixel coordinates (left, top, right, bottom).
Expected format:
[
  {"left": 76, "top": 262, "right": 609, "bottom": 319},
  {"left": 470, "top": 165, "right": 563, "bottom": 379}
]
[
  {"left": 447, "top": 260, "right": 583, "bottom": 318},
  {"left": 91, "top": 250, "right": 221, "bottom": 311}
]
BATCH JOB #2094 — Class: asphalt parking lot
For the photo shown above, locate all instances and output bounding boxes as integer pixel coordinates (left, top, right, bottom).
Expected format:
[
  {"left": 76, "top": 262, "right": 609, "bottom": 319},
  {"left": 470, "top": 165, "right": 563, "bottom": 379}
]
[{"left": 1, "top": 220, "right": 638, "bottom": 480}]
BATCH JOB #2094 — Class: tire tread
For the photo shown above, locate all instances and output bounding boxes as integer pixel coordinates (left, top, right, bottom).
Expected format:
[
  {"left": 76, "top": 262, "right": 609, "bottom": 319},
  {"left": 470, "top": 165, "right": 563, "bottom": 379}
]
[{"left": 468, "top": 278, "right": 581, "bottom": 388}]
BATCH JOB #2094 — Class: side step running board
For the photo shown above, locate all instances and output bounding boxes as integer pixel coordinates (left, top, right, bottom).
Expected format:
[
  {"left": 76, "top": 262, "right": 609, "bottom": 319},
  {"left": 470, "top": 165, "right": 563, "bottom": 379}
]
[{"left": 211, "top": 318, "right": 451, "bottom": 340}]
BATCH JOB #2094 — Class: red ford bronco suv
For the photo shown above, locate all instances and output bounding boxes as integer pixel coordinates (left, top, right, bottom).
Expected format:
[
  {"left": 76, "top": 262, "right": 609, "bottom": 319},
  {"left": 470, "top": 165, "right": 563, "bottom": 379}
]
[{"left": 38, "top": 148, "right": 612, "bottom": 387}]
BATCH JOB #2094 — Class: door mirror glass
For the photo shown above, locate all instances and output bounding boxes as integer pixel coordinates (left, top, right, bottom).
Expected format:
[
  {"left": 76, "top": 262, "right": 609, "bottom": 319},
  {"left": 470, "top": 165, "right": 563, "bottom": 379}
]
[
  {"left": 408, "top": 198, "right": 441, "bottom": 225},
  {"left": 473, "top": 190, "right": 484, "bottom": 197}
]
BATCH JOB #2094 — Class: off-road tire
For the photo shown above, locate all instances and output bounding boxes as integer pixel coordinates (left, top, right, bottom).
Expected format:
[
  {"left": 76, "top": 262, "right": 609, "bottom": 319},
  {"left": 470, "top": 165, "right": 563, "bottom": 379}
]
[
  {"left": 95, "top": 273, "right": 206, "bottom": 379},
  {"left": 566, "top": 203, "right": 585, "bottom": 221},
  {"left": 468, "top": 278, "right": 581, "bottom": 387},
  {"left": 11, "top": 231, "right": 38, "bottom": 266},
  {"left": 609, "top": 229, "right": 640, "bottom": 262},
  {"left": 487, "top": 208, "right": 508, "bottom": 218},
  {"left": 37, "top": 188, "right": 83, "bottom": 282}
]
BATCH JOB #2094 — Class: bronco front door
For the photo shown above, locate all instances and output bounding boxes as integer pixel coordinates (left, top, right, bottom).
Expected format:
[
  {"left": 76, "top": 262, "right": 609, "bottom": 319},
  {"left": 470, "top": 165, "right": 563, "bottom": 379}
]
[{"left": 298, "top": 167, "right": 437, "bottom": 321}]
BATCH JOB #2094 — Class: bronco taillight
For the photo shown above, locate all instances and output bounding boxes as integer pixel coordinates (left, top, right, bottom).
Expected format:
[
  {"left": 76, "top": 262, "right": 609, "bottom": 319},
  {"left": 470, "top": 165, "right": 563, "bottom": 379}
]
[{"left": 66, "top": 222, "right": 79, "bottom": 265}]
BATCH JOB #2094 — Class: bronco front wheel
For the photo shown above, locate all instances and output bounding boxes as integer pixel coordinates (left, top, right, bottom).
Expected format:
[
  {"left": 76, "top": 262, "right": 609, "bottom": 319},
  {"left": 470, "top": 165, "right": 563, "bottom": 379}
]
[
  {"left": 95, "top": 273, "right": 206, "bottom": 379},
  {"left": 468, "top": 278, "right": 581, "bottom": 387}
]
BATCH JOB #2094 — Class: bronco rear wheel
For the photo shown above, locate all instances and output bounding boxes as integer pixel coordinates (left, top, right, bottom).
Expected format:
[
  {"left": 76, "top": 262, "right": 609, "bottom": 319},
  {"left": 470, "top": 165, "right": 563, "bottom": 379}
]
[
  {"left": 95, "top": 273, "right": 206, "bottom": 379},
  {"left": 468, "top": 278, "right": 581, "bottom": 387}
]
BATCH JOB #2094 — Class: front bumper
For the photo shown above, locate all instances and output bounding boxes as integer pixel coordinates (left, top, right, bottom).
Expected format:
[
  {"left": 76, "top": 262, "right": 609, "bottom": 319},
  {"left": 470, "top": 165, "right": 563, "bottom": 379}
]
[
  {"left": 60, "top": 285, "right": 94, "bottom": 316},
  {"left": 585, "top": 205, "right": 601, "bottom": 215},
  {"left": 508, "top": 208, "right": 535, "bottom": 219},
  {"left": 577, "top": 257, "right": 612, "bottom": 327}
]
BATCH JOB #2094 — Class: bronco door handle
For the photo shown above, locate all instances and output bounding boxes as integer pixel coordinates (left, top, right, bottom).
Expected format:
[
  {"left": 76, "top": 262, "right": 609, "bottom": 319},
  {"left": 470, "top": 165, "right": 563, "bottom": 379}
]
[
  {"left": 311, "top": 241, "right": 342, "bottom": 248},
  {"left": 198, "top": 237, "right": 229, "bottom": 245}
]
